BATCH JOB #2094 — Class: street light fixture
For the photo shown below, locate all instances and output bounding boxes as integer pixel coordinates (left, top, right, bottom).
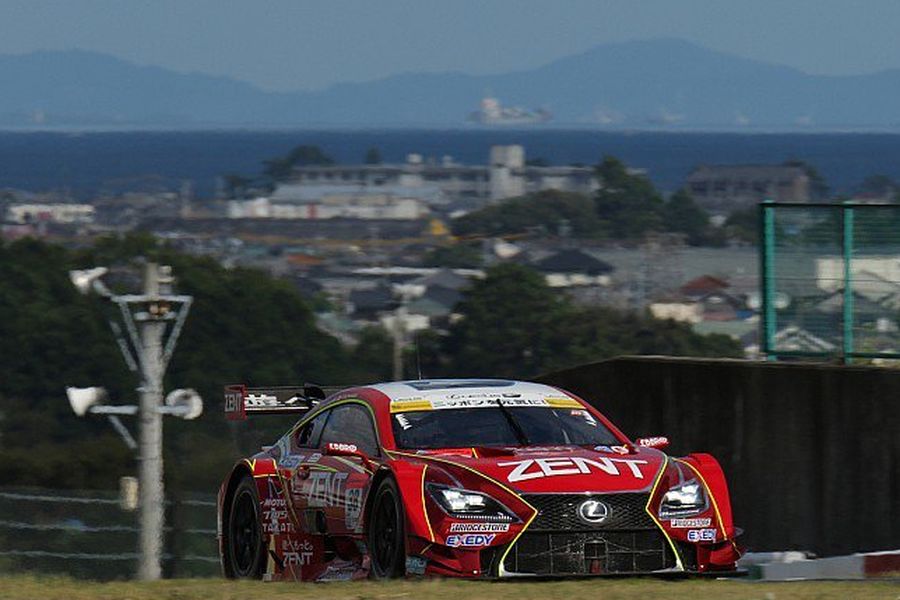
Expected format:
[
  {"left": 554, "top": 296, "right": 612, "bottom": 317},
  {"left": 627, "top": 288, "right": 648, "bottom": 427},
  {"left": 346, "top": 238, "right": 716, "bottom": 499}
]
[
  {"left": 67, "top": 385, "right": 203, "bottom": 420},
  {"left": 162, "top": 388, "right": 204, "bottom": 420},
  {"left": 65, "top": 262, "right": 196, "bottom": 581},
  {"left": 69, "top": 267, "right": 112, "bottom": 297}
]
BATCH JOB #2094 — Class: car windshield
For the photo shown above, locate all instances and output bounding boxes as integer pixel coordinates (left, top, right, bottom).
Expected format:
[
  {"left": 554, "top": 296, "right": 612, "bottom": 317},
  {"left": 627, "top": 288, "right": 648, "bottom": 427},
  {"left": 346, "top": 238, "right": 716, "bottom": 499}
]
[{"left": 391, "top": 406, "right": 620, "bottom": 449}]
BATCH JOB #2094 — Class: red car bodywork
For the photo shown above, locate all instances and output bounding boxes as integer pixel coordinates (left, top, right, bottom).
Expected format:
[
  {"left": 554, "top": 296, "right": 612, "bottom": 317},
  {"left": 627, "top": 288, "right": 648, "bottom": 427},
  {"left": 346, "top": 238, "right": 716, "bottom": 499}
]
[{"left": 217, "top": 380, "right": 742, "bottom": 581}]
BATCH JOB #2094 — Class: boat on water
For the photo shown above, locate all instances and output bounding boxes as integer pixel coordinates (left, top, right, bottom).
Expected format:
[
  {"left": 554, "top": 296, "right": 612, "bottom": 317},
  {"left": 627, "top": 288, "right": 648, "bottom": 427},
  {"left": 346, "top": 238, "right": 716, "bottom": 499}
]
[{"left": 468, "top": 96, "right": 552, "bottom": 125}]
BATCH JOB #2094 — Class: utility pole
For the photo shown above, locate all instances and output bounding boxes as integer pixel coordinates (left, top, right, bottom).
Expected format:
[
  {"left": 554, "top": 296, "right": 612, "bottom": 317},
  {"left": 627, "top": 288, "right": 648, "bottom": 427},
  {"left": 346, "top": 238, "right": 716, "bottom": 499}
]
[
  {"left": 67, "top": 262, "right": 195, "bottom": 581},
  {"left": 137, "top": 263, "right": 166, "bottom": 581},
  {"left": 392, "top": 296, "right": 407, "bottom": 381}
]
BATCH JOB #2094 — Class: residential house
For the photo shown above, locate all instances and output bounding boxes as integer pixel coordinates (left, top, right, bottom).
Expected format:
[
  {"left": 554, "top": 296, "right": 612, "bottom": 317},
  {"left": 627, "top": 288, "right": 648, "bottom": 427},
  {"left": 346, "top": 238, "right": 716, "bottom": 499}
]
[
  {"left": 679, "top": 275, "right": 730, "bottom": 300},
  {"left": 533, "top": 248, "right": 615, "bottom": 288},
  {"left": 651, "top": 275, "right": 746, "bottom": 323},
  {"left": 348, "top": 284, "right": 398, "bottom": 321}
]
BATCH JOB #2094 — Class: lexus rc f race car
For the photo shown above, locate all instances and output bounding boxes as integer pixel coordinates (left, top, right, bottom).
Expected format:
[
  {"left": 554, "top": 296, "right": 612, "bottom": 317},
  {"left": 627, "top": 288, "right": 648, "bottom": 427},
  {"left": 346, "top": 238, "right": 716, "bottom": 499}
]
[{"left": 218, "top": 379, "right": 742, "bottom": 581}]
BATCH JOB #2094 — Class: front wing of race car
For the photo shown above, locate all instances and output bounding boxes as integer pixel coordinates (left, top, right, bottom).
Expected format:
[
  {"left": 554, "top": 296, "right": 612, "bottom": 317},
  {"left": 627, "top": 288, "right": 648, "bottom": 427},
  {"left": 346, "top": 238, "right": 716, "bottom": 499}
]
[{"left": 391, "top": 451, "right": 743, "bottom": 578}]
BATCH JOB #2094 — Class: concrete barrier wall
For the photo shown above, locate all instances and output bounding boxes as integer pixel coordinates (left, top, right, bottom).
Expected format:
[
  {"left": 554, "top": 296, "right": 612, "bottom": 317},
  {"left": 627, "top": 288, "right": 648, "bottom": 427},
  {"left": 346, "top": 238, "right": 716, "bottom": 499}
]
[{"left": 537, "top": 356, "right": 900, "bottom": 557}]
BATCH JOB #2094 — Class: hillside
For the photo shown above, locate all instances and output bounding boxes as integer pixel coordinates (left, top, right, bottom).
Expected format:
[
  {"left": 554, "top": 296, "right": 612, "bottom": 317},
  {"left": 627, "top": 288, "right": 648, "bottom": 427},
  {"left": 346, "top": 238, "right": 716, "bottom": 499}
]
[{"left": 2, "top": 39, "right": 900, "bottom": 129}]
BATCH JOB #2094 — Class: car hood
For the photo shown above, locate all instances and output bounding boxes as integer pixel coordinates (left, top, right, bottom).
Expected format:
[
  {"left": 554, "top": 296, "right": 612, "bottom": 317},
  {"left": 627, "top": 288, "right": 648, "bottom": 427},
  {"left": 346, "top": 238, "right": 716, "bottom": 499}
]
[{"left": 416, "top": 445, "right": 667, "bottom": 494}]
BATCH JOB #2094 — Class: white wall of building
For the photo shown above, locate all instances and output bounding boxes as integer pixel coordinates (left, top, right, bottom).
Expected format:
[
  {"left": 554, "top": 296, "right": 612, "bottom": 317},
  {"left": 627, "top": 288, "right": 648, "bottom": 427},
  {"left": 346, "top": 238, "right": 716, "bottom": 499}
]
[
  {"left": 816, "top": 256, "right": 900, "bottom": 293},
  {"left": 227, "top": 194, "right": 428, "bottom": 220},
  {"left": 545, "top": 273, "right": 611, "bottom": 288},
  {"left": 7, "top": 204, "right": 95, "bottom": 224},
  {"left": 285, "top": 145, "right": 600, "bottom": 204},
  {"left": 649, "top": 301, "right": 703, "bottom": 323}
]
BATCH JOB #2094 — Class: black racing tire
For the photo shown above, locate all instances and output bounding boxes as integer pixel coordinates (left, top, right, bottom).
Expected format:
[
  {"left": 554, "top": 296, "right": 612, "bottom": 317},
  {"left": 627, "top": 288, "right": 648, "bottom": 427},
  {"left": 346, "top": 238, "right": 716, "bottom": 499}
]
[
  {"left": 367, "top": 477, "right": 406, "bottom": 579},
  {"left": 224, "top": 475, "right": 266, "bottom": 579}
]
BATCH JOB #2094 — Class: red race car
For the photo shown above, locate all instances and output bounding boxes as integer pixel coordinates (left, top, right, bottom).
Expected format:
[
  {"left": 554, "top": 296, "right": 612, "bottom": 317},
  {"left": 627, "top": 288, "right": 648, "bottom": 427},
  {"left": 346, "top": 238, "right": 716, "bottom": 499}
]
[{"left": 218, "top": 379, "right": 742, "bottom": 581}]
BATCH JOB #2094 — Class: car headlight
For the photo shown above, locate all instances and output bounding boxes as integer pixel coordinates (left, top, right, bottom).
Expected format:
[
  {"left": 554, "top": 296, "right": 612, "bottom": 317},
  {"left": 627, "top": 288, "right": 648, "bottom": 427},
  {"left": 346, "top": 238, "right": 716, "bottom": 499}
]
[
  {"left": 658, "top": 478, "right": 708, "bottom": 518},
  {"left": 427, "top": 484, "right": 517, "bottom": 522}
]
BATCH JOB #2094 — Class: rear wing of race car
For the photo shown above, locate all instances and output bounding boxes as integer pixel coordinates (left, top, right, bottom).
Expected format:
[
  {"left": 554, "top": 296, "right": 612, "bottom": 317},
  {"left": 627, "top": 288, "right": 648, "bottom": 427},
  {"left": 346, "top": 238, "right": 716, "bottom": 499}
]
[{"left": 224, "top": 383, "right": 330, "bottom": 421}]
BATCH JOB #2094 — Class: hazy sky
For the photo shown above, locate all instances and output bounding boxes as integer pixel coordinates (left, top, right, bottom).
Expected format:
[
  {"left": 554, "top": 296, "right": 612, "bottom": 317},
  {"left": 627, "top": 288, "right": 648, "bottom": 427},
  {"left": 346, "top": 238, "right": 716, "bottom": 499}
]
[{"left": 2, "top": 0, "right": 899, "bottom": 91}]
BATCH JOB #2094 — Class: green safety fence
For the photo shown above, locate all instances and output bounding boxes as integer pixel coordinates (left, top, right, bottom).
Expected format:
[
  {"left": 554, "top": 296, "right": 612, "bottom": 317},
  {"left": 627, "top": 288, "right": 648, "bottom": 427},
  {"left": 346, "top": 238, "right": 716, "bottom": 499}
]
[{"left": 760, "top": 201, "right": 900, "bottom": 363}]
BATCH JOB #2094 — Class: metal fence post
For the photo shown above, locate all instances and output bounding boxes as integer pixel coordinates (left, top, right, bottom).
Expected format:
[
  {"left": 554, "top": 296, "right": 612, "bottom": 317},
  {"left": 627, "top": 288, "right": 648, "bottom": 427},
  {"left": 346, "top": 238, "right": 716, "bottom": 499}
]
[
  {"left": 760, "top": 199, "right": 777, "bottom": 360},
  {"left": 842, "top": 202, "right": 854, "bottom": 364}
]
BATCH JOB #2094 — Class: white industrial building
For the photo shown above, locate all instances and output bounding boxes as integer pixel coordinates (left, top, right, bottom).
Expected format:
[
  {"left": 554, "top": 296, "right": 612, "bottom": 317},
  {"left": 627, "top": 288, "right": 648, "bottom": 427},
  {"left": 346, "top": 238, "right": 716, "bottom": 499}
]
[
  {"left": 6, "top": 203, "right": 95, "bottom": 224},
  {"left": 227, "top": 184, "right": 434, "bottom": 220},
  {"left": 285, "top": 145, "right": 600, "bottom": 203}
]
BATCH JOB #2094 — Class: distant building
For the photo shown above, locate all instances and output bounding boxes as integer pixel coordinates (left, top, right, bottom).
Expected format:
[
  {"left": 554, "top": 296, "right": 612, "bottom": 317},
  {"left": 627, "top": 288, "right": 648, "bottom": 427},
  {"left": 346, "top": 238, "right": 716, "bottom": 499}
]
[
  {"left": 772, "top": 325, "right": 837, "bottom": 354},
  {"left": 685, "top": 164, "right": 810, "bottom": 216},
  {"left": 816, "top": 256, "right": 900, "bottom": 294},
  {"left": 6, "top": 203, "right": 95, "bottom": 224},
  {"left": 649, "top": 298, "right": 703, "bottom": 323},
  {"left": 1, "top": 222, "right": 39, "bottom": 240},
  {"left": 679, "top": 275, "right": 730, "bottom": 300},
  {"left": 650, "top": 274, "right": 747, "bottom": 323},
  {"left": 285, "top": 145, "right": 599, "bottom": 203},
  {"left": 532, "top": 248, "right": 615, "bottom": 288},
  {"left": 649, "top": 290, "right": 743, "bottom": 323},
  {"left": 227, "top": 185, "right": 432, "bottom": 220},
  {"left": 693, "top": 290, "right": 743, "bottom": 322},
  {"left": 392, "top": 269, "right": 472, "bottom": 299},
  {"left": 348, "top": 284, "right": 397, "bottom": 320},
  {"left": 406, "top": 286, "right": 464, "bottom": 323}
]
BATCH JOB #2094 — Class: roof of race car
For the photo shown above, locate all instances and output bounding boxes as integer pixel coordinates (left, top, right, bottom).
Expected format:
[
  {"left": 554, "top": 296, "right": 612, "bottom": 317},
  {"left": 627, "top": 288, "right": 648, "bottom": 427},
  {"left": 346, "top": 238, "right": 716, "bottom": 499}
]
[{"left": 361, "top": 379, "right": 582, "bottom": 413}]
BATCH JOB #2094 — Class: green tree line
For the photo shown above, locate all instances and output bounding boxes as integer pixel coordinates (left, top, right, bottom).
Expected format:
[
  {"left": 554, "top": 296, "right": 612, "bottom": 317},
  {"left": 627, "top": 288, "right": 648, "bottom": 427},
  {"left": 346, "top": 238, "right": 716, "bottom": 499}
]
[
  {"left": 454, "top": 157, "right": 744, "bottom": 245},
  {"left": 453, "top": 157, "right": 886, "bottom": 246},
  {"left": 413, "top": 263, "right": 740, "bottom": 378}
]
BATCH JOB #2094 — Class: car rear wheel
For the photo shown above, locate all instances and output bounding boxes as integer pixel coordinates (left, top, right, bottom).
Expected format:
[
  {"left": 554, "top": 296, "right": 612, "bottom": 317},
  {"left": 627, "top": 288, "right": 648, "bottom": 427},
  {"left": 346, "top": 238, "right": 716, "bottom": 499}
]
[
  {"left": 225, "top": 475, "right": 266, "bottom": 579},
  {"left": 367, "top": 477, "right": 406, "bottom": 578}
]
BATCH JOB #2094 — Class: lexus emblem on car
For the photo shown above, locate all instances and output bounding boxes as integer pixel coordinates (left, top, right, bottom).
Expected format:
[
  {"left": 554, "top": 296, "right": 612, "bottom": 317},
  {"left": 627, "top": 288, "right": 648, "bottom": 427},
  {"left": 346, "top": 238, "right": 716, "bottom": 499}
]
[{"left": 578, "top": 499, "right": 611, "bottom": 524}]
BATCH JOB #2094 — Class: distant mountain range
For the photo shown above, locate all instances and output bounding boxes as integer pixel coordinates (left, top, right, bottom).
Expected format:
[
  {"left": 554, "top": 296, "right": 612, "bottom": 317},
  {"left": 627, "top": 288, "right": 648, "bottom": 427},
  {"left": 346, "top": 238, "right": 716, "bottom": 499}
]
[{"left": 3, "top": 39, "right": 900, "bottom": 130}]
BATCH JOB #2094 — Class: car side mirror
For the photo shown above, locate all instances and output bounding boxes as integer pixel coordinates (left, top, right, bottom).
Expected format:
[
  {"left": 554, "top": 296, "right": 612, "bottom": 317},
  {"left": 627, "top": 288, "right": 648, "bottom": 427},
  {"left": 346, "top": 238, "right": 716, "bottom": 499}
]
[
  {"left": 636, "top": 436, "right": 670, "bottom": 450},
  {"left": 324, "top": 442, "right": 373, "bottom": 469}
]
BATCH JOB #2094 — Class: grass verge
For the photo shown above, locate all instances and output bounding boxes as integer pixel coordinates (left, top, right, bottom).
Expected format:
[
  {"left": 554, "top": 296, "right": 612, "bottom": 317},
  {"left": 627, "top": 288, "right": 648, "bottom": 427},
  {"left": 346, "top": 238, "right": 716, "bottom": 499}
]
[{"left": 0, "top": 575, "right": 898, "bottom": 600}]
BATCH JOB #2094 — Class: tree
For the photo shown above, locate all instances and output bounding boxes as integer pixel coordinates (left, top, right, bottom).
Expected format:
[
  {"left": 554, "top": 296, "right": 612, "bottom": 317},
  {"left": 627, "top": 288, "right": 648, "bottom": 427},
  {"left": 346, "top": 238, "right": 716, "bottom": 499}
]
[
  {"left": 0, "top": 235, "right": 381, "bottom": 491},
  {"left": 351, "top": 326, "right": 394, "bottom": 381},
  {"left": 364, "top": 147, "right": 383, "bottom": 165},
  {"left": 663, "top": 189, "right": 711, "bottom": 245},
  {"left": 783, "top": 159, "right": 829, "bottom": 200},
  {"left": 723, "top": 206, "right": 757, "bottom": 244},
  {"left": 421, "top": 243, "right": 484, "bottom": 268},
  {"left": 221, "top": 173, "right": 252, "bottom": 198},
  {"left": 442, "top": 264, "right": 568, "bottom": 378},
  {"left": 540, "top": 307, "right": 742, "bottom": 374},
  {"left": 439, "top": 263, "right": 741, "bottom": 379},
  {"left": 857, "top": 174, "right": 899, "bottom": 201},
  {"left": 594, "top": 156, "right": 665, "bottom": 239},
  {"left": 451, "top": 157, "right": 729, "bottom": 246},
  {"left": 262, "top": 145, "right": 335, "bottom": 181},
  {"left": 452, "top": 190, "right": 600, "bottom": 238}
]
